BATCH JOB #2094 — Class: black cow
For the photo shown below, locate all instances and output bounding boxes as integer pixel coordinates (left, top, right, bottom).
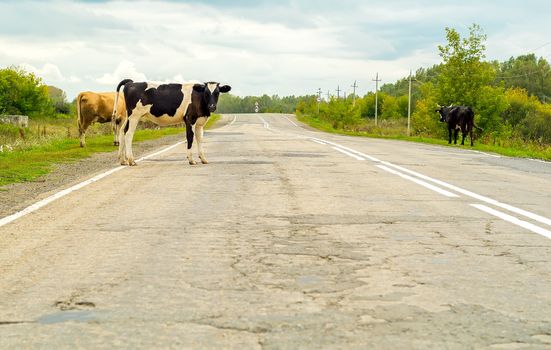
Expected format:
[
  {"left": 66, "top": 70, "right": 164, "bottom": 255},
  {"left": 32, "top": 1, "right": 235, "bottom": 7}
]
[
  {"left": 113, "top": 79, "right": 231, "bottom": 165},
  {"left": 436, "top": 105, "right": 482, "bottom": 146}
]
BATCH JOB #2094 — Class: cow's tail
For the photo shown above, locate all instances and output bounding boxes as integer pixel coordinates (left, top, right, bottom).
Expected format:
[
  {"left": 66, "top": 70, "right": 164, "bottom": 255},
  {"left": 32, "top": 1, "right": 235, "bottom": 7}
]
[
  {"left": 113, "top": 79, "right": 133, "bottom": 118},
  {"left": 473, "top": 124, "right": 483, "bottom": 131}
]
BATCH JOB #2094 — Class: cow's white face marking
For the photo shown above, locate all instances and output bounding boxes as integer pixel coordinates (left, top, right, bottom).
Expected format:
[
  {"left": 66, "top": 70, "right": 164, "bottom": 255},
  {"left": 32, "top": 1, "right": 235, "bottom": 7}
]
[{"left": 207, "top": 83, "right": 218, "bottom": 93}]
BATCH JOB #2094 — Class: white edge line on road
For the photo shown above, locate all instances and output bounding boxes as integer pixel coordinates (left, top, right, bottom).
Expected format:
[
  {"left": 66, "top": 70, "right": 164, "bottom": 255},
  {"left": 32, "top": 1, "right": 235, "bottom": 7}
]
[
  {"left": 311, "top": 139, "right": 326, "bottom": 145},
  {"left": 529, "top": 158, "right": 549, "bottom": 164},
  {"left": 380, "top": 161, "right": 551, "bottom": 227},
  {"left": 310, "top": 137, "right": 381, "bottom": 162},
  {"left": 332, "top": 147, "right": 365, "bottom": 161},
  {"left": 471, "top": 204, "right": 551, "bottom": 239},
  {"left": 472, "top": 150, "right": 501, "bottom": 158},
  {"left": 376, "top": 165, "right": 460, "bottom": 198},
  {"left": 310, "top": 136, "right": 551, "bottom": 229},
  {"left": 284, "top": 115, "right": 298, "bottom": 127},
  {"left": 229, "top": 115, "right": 237, "bottom": 126},
  {"left": 0, "top": 141, "right": 185, "bottom": 228},
  {"left": 136, "top": 141, "right": 184, "bottom": 162}
]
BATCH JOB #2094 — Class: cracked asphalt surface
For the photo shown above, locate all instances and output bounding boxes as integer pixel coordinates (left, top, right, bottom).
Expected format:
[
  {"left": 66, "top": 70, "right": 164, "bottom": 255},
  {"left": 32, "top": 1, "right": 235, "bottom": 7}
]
[{"left": 1, "top": 113, "right": 551, "bottom": 349}]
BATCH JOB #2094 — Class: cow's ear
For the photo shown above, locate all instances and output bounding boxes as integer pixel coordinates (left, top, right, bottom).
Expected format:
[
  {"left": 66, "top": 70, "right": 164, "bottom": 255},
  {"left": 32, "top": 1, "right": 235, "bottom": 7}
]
[
  {"left": 193, "top": 84, "right": 206, "bottom": 92},
  {"left": 219, "top": 85, "right": 231, "bottom": 93}
]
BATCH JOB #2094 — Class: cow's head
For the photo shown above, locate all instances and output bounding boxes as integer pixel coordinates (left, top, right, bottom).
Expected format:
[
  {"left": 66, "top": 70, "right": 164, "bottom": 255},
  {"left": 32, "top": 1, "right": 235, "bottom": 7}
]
[
  {"left": 436, "top": 104, "right": 453, "bottom": 122},
  {"left": 193, "top": 82, "right": 231, "bottom": 113}
]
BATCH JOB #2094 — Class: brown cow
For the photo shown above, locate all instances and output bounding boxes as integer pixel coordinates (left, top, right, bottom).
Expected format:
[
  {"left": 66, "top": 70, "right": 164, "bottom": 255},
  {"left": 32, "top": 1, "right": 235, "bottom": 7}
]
[{"left": 76, "top": 91, "right": 126, "bottom": 147}]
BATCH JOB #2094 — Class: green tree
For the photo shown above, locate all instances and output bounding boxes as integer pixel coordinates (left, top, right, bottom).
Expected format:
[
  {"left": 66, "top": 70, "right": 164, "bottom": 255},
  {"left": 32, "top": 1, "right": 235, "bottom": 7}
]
[
  {"left": 437, "top": 24, "right": 495, "bottom": 107},
  {"left": 0, "top": 66, "right": 54, "bottom": 117},
  {"left": 496, "top": 54, "right": 551, "bottom": 101},
  {"left": 411, "top": 82, "right": 444, "bottom": 137},
  {"left": 47, "top": 85, "right": 71, "bottom": 114}
]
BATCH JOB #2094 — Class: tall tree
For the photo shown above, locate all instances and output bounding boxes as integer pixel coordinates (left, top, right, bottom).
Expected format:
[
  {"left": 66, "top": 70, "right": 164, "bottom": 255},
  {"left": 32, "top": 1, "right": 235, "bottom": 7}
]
[
  {"left": 437, "top": 24, "right": 495, "bottom": 107},
  {"left": 0, "top": 66, "right": 53, "bottom": 117}
]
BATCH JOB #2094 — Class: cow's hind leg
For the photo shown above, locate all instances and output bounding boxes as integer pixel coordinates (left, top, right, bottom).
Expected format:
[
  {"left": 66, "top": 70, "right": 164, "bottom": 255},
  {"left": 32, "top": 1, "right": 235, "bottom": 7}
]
[
  {"left": 119, "top": 114, "right": 140, "bottom": 166},
  {"left": 78, "top": 120, "right": 91, "bottom": 148},
  {"left": 448, "top": 128, "right": 452, "bottom": 144},
  {"left": 453, "top": 129, "right": 459, "bottom": 144},
  {"left": 186, "top": 124, "right": 197, "bottom": 165},
  {"left": 461, "top": 128, "right": 467, "bottom": 145}
]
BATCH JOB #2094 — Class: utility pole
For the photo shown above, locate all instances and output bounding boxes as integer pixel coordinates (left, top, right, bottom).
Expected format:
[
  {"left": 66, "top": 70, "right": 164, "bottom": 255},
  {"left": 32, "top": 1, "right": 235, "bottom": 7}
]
[
  {"left": 351, "top": 80, "right": 358, "bottom": 106},
  {"left": 316, "top": 88, "right": 322, "bottom": 114},
  {"left": 373, "top": 73, "right": 381, "bottom": 126},
  {"left": 327, "top": 90, "right": 330, "bottom": 101},
  {"left": 407, "top": 70, "right": 412, "bottom": 136},
  {"left": 336, "top": 85, "right": 341, "bottom": 99}
]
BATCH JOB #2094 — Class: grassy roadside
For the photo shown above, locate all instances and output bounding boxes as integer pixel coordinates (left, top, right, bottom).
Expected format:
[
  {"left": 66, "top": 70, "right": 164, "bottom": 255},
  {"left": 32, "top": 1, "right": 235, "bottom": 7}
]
[
  {"left": 0, "top": 114, "right": 221, "bottom": 187},
  {"left": 297, "top": 114, "right": 551, "bottom": 161}
]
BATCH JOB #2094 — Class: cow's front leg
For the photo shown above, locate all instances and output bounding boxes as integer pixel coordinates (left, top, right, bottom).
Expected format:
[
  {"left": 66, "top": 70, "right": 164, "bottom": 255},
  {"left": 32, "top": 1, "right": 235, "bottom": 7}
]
[
  {"left": 195, "top": 124, "right": 208, "bottom": 164},
  {"left": 186, "top": 125, "right": 196, "bottom": 165},
  {"left": 118, "top": 120, "right": 127, "bottom": 164},
  {"left": 448, "top": 128, "right": 452, "bottom": 144}
]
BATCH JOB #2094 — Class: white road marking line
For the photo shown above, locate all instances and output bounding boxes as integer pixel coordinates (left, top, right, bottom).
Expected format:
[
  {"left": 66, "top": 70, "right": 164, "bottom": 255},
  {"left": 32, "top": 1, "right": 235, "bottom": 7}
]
[
  {"left": 229, "top": 115, "right": 237, "bottom": 126},
  {"left": 472, "top": 150, "right": 501, "bottom": 158},
  {"left": 471, "top": 204, "right": 551, "bottom": 239},
  {"left": 529, "top": 158, "right": 549, "bottom": 164},
  {"left": 0, "top": 141, "right": 185, "bottom": 228},
  {"left": 332, "top": 147, "right": 365, "bottom": 161},
  {"left": 284, "top": 115, "right": 298, "bottom": 127},
  {"left": 310, "top": 137, "right": 381, "bottom": 162},
  {"left": 309, "top": 136, "right": 551, "bottom": 231},
  {"left": 258, "top": 115, "right": 269, "bottom": 129},
  {"left": 311, "top": 139, "right": 326, "bottom": 145},
  {"left": 379, "top": 161, "right": 551, "bottom": 227},
  {"left": 137, "top": 141, "right": 184, "bottom": 162},
  {"left": 376, "top": 165, "right": 460, "bottom": 198}
]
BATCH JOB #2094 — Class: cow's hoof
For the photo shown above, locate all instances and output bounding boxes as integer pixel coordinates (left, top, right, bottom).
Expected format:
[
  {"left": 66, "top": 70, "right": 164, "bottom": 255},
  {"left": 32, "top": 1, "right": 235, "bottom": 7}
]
[
  {"left": 113, "top": 142, "right": 119, "bottom": 146},
  {"left": 200, "top": 158, "right": 209, "bottom": 164},
  {"left": 189, "top": 160, "right": 197, "bottom": 165}
]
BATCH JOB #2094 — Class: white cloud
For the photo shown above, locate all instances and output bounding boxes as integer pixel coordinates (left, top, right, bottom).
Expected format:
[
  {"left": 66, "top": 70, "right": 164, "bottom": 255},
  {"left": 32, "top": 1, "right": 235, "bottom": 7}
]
[
  {"left": 96, "top": 61, "right": 148, "bottom": 86},
  {"left": 20, "top": 62, "right": 65, "bottom": 83},
  {"left": 1, "top": 0, "right": 550, "bottom": 99}
]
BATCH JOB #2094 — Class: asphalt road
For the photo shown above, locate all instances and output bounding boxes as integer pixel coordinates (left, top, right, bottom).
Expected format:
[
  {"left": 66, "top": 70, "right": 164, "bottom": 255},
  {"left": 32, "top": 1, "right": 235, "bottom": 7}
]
[{"left": 1, "top": 113, "right": 550, "bottom": 349}]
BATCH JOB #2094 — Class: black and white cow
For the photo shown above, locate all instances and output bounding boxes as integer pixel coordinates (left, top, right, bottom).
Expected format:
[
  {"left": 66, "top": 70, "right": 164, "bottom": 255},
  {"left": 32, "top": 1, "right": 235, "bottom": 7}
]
[{"left": 113, "top": 79, "right": 231, "bottom": 165}]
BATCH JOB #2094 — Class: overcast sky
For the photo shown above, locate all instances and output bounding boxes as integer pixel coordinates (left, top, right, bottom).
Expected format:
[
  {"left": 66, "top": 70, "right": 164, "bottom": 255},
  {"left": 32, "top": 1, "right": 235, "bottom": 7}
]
[{"left": 1, "top": 0, "right": 550, "bottom": 100}]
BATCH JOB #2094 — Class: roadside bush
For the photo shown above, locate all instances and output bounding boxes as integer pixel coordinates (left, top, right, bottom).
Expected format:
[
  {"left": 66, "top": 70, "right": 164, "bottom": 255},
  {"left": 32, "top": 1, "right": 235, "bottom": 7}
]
[{"left": 0, "top": 66, "right": 54, "bottom": 117}]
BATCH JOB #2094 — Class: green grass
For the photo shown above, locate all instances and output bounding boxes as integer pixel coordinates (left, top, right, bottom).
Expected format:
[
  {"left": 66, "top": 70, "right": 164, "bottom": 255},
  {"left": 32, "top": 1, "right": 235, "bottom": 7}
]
[
  {"left": 0, "top": 114, "right": 221, "bottom": 187},
  {"left": 0, "top": 127, "right": 185, "bottom": 186},
  {"left": 297, "top": 114, "right": 551, "bottom": 161}
]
